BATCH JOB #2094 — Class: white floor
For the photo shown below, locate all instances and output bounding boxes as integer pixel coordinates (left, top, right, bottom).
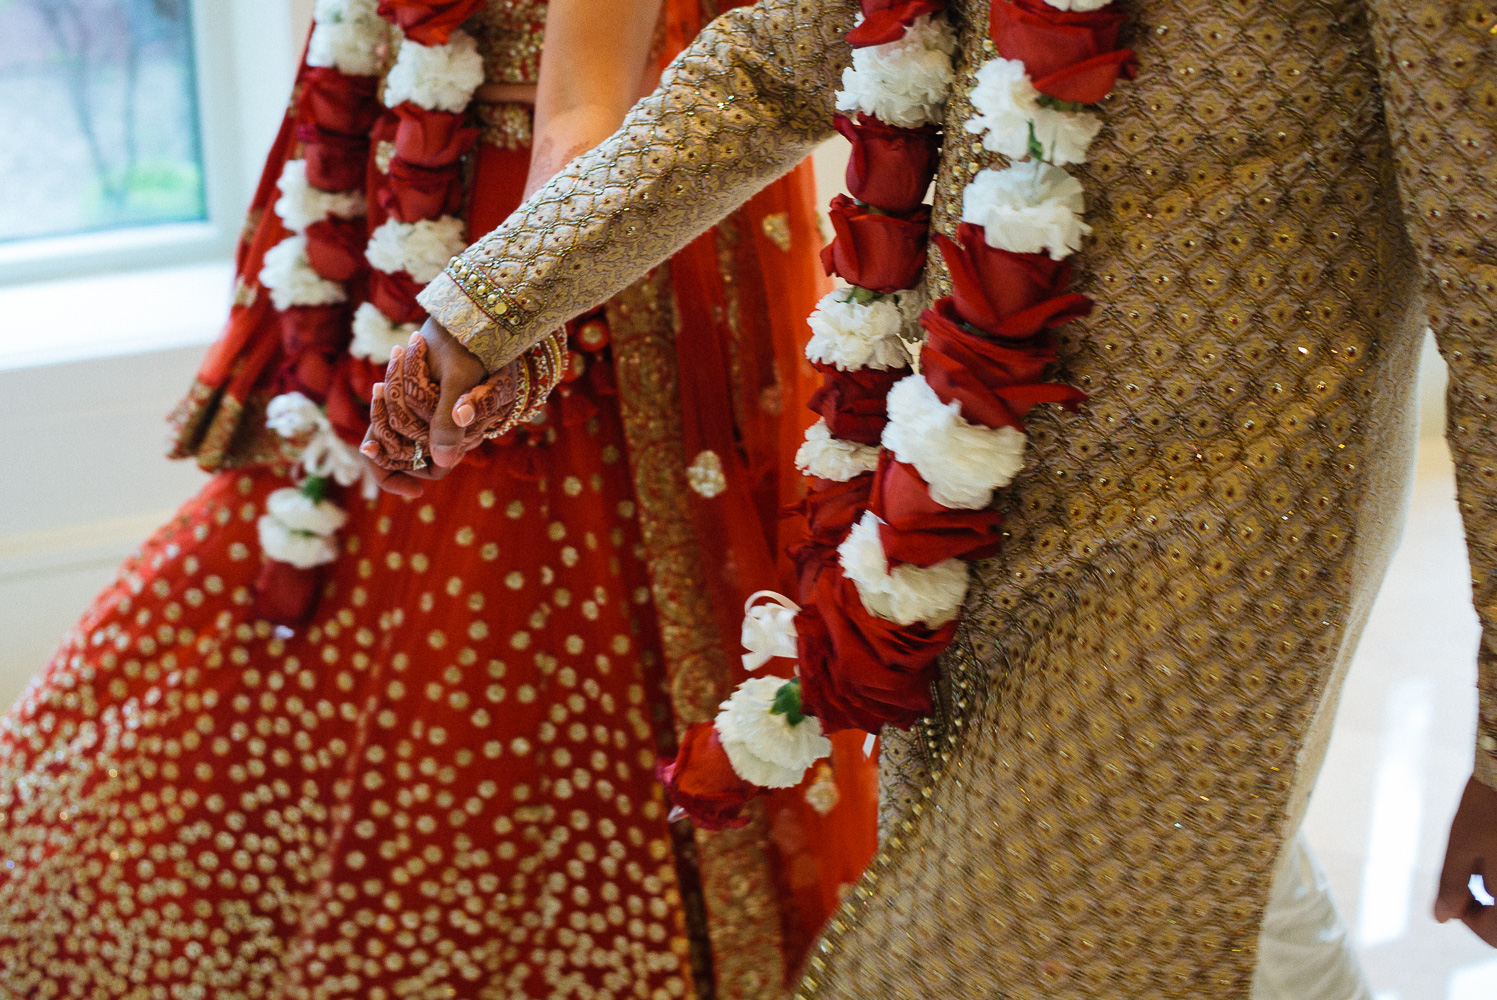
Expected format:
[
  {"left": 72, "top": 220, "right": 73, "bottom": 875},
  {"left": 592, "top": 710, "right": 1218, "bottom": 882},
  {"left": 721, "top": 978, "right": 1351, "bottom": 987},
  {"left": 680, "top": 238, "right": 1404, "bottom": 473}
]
[{"left": 1302, "top": 431, "right": 1497, "bottom": 997}]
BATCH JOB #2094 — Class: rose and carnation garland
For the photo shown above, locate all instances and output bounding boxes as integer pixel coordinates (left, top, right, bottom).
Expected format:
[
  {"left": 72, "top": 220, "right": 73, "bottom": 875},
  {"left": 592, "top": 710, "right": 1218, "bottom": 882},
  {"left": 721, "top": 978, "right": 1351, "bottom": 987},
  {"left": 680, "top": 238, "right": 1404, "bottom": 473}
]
[
  {"left": 252, "top": 0, "right": 500, "bottom": 625},
  {"left": 657, "top": 0, "right": 1136, "bottom": 829}
]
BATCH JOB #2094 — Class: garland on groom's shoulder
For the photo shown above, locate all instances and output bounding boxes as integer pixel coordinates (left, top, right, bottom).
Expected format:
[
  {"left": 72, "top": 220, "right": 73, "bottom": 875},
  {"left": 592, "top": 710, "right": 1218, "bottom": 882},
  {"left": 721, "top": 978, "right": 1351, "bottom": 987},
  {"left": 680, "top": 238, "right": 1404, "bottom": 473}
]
[{"left": 658, "top": 0, "right": 1136, "bottom": 830}]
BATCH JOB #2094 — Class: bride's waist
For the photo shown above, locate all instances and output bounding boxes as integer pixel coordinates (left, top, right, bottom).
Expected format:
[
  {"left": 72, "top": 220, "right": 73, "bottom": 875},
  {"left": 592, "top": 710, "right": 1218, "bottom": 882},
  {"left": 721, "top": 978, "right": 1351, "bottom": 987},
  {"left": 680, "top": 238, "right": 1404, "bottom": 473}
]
[{"left": 475, "top": 82, "right": 538, "bottom": 106}]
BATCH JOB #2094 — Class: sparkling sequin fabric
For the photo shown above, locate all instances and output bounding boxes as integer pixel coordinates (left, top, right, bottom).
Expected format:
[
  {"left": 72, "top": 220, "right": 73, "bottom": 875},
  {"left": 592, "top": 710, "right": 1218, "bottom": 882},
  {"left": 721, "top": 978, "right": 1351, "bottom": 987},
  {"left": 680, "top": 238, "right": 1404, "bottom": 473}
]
[
  {"left": 468, "top": 0, "right": 548, "bottom": 84},
  {"left": 427, "top": 1, "right": 1497, "bottom": 995},
  {"left": 0, "top": 2, "right": 864, "bottom": 995}
]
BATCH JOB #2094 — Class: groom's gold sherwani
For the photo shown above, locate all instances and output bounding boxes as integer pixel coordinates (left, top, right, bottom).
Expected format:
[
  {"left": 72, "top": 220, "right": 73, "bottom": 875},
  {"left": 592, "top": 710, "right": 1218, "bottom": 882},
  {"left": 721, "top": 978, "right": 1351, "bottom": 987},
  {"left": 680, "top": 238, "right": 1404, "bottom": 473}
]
[{"left": 421, "top": 2, "right": 1497, "bottom": 995}]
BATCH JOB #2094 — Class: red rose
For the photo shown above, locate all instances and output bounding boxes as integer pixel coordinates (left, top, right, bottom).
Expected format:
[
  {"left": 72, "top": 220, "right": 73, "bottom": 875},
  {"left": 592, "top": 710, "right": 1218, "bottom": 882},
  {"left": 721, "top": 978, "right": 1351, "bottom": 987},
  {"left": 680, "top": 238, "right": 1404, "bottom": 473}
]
[
  {"left": 796, "top": 569, "right": 954, "bottom": 734},
  {"left": 279, "top": 350, "right": 338, "bottom": 404},
  {"left": 920, "top": 300, "right": 1086, "bottom": 430},
  {"left": 834, "top": 115, "right": 941, "bottom": 216},
  {"left": 656, "top": 722, "right": 764, "bottom": 831},
  {"left": 368, "top": 270, "right": 428, "bottom": 325},
  {"left": 869, "top": 455, "right": 1005, "bottom": 567},
  {"left": 298, "top": 125, "right": 370, "bottom": 192},
  {"left": 298, "top": 67, "right": 382, "bottom": 134},
  {"left": 846, "top": 0, "right": 946, "bottom": 47},
  {"left": 377, "top": 0, "right": 486, "bottom": 45},
  {"left": 278, "top": 305, "right": 350, "bottom": 357},
  {"left": 804, "top": 476, "right": 875, "bottom": 549},
  {"left": 821, "top": 194, "right": 931, "bottom": 294},
  {"left": 379, "top": 160, "right": 465, "bottom": 223},
  {"left": 790, "top": 475, "right": 875, "bottom": 595},
  {"left": 393, "top": 104, "right": 479, "bottom": 169},
  {"left": 325, "top": 357, "right": 381, "bottom": 444},
  {"left": 808, "top": 364, "right": 907, "bottom": 446},
  {"left": 934, "top": 223, "right": 1093, "bottom": 338},
  {"left": 989, "top": 0, "right": 1138, "bottom": 104},
  {"left": 254, "top": 558, "right": 326, "bottom": 628},
  {"left": 304, "top": 217, "right": 369, "bottom": 283}
]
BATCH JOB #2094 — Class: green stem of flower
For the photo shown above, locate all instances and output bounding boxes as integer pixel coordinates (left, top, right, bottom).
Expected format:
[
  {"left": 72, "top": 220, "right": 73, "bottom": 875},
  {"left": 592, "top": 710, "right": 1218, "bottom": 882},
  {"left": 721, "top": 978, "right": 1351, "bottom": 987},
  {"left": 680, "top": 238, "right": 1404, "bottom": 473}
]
[
  {"left": 770, "top": 679, "right": 807, "bottom": 727},
  {"left": 300, "top": 476, "right": 330, "bottom": 504}
]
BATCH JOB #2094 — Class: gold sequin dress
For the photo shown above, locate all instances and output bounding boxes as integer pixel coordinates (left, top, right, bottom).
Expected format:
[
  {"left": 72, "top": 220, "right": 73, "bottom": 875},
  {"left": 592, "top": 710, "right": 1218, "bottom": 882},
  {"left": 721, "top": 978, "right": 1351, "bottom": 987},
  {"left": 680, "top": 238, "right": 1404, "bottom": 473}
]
[
  {"left": 418, "top": 1, "right": 1497, "bottom": 995},
  {"left": 0, "top": 3, "right": 878, "bottom": 997}
]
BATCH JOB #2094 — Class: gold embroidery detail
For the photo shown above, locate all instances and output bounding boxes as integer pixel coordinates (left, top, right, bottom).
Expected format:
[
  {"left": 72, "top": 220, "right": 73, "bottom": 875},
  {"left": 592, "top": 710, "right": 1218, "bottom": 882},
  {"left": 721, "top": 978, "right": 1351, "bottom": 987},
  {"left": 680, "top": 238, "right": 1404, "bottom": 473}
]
[
  {"left": 607, "top": 267, "right": 787, "bottom": 1000},
  {"left": 374, "top": 140, "right": 397, "bottom": 174},
  {"left": 476, "top": 101, "right": 534, "bottom": 150},
  {"left": 760, "top": 211, "right": 793, "bottom": 252},
  {"left": 685, "top": 451, "right": 727, "bottom": 499}
]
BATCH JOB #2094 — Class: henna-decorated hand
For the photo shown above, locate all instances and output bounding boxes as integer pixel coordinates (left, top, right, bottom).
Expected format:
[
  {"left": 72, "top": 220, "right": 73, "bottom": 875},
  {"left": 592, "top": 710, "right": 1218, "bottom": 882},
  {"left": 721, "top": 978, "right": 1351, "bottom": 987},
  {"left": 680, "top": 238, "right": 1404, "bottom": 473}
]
[{"left": 361, "top": 319, "right": 521, "bottom": 497}]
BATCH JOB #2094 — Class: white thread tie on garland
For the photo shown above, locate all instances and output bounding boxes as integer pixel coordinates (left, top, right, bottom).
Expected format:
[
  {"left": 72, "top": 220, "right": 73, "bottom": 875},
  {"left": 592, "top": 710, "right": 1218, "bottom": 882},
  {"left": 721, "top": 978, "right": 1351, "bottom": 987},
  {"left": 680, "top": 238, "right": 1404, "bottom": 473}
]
[{"left": 741, "top": 592, "right": 801, "bottom": 672}]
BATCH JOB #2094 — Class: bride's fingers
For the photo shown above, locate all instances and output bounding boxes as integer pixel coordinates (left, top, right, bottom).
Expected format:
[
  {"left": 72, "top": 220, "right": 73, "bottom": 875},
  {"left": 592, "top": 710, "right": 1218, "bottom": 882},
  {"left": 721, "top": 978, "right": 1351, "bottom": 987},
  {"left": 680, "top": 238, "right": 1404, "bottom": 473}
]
[
  {"left": 379, "top": 368, "right": 434, "bottom": 444},
  {"left": 399, "top": 347, "right": 441, "bottom": 427},
  {"left": 367, "top": 391, "right": 424, "bottom": 469}
]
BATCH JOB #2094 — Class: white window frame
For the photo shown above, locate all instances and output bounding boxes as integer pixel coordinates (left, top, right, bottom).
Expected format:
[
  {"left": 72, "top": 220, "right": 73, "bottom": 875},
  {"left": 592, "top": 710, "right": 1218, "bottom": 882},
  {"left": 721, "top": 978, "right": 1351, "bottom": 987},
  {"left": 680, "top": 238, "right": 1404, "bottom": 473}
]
[{"left": 0, "top": 0, "right": 313, "bottom": 287}]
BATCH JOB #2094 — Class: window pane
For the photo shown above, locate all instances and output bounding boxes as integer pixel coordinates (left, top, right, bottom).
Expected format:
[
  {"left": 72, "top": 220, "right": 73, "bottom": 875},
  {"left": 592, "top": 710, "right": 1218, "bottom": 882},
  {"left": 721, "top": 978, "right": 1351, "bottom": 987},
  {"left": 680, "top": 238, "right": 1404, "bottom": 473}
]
[{"left": 0, "top": 0, "right": 206, "bottom": 244}]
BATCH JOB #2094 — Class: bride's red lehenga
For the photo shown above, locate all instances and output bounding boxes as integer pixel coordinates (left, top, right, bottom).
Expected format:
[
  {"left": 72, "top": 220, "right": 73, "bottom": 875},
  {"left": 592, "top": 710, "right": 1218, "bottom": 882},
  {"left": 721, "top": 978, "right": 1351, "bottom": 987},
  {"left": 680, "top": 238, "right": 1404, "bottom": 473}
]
[{"left": 0, "top": 3, "right": 876, "bottom": 996}]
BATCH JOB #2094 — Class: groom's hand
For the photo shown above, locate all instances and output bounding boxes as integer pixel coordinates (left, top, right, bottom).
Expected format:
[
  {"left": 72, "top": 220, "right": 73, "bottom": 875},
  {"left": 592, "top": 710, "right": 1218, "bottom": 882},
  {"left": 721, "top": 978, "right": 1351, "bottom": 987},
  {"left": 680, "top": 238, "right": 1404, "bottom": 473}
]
[
  {"left": 419, "top": 319, "right": 490, "bottom": 470},
  {"left": 1435, "top": 776, "right": 1497, "bottom": 946},
  {"left": 361, "top": 319, "right": 487, "bottom": 497}
]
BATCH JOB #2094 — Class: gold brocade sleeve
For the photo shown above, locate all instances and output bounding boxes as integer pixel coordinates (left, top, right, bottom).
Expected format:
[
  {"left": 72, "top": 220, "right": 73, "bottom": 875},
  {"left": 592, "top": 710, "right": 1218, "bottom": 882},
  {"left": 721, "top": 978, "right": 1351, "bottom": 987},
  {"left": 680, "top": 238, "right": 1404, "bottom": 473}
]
[
  {"left": 418, "top": 0, "right": 858, "bottom": 372},
  {"left": 1366, "top": 3, "right": 1497, "bottom": 789}
]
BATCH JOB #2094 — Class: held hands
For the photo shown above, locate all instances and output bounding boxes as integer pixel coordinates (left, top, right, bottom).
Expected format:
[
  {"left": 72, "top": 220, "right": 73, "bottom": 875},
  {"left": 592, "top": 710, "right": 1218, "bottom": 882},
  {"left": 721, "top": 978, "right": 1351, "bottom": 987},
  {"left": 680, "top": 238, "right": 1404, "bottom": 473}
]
[
  {"left": 360, "top": 318, "right": 520, "bottom": 497},
  {"left": 1435, "top": 776, "right": 1497, "bottom": 946}
]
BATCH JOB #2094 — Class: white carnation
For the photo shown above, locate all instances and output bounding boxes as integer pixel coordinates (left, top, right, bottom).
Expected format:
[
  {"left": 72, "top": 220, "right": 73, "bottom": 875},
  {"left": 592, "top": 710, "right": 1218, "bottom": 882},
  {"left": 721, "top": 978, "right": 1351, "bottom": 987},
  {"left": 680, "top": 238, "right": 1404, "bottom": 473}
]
[
  {"left": 805, "top": 291, "right": 910, "bottom": 371},
  {"left": 835, "top": 14, "right": 957, "bottom": 129},
  {"left": 365, "top": 216, "right": 467, "bottom": 283},
  {"left": 1042, "top": 0, "right": 1114, "bottom": 9},
  {"left": 893, "top": 285, "right": 929, "bottom": 335},
  {"left": 275, "top": 160, "right": 367, "bottom": 233},
  {"left": 383, "top": 30, "right": 486, "bottom": 113},
  {"left": 259, "top": 236, "right": 347, "bottom": 311},
  {"left": 258, "top": 516, "right": 341, "bottom": 570},
  {"left": 838, "top": 512, "right": 969, "bottom": 628},
  {"left": 350, "top": 302, "right": 418, "bottom": 364},
  {"left": 715, "top": 678, "right": 832, "bottom": 789},
  {"left": 961, "top": 161, "right": 1091, "bottom": 260},
  {"left": 258, "top": 488, "right": 348, "bottom": 569},
  {"left": 882, "top": 375, "right": 1029, "bottom": 510},
  {"left": 266, "top": 487, "right": 349, "bottom": 536},
  {"left": 796, "top": 420, "right": 882, "bottom": 482},
  {"left": 965, "top": 58, "right": 1102, "bottom": 167},
  {"left": 266, "top": 392, "right": 326, "bottom": 440},
  {"left": 307, "top": 0, "right": 388, "bottom": 77}
]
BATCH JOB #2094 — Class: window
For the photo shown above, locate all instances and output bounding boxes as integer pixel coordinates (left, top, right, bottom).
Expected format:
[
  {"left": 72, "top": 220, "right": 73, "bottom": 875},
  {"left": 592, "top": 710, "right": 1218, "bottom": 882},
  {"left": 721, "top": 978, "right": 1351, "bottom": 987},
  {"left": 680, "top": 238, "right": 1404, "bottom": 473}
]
[
  {"left": 0, "top": 0, "right": 207, "bottom": 244},
  {"left": 0, "top": 0, "right": 308, "bottom": 292}
]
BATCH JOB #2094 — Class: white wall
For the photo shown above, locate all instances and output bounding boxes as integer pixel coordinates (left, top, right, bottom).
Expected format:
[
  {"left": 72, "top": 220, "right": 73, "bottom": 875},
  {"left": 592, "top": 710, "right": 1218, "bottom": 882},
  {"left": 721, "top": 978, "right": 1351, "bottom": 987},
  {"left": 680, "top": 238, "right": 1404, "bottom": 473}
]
[{"left": 0, "top": 0, "right": 314, "bottom": 708}]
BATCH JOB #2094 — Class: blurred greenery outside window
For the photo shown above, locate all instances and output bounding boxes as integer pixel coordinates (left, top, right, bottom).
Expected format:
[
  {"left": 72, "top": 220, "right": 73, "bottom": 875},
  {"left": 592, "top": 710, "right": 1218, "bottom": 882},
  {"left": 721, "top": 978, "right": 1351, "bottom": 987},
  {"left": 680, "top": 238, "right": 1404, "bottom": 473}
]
[{"left": 0, "top": 0, "right": 206, "bottom": 245}]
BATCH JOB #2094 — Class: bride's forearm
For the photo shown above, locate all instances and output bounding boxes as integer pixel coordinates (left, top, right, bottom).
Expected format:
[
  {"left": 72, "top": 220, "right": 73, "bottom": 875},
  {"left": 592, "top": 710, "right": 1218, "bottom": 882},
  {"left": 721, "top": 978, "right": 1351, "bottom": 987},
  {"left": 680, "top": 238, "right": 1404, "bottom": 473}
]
[{"left": 524, "top": 0, "right": 665, "bottom": 197}]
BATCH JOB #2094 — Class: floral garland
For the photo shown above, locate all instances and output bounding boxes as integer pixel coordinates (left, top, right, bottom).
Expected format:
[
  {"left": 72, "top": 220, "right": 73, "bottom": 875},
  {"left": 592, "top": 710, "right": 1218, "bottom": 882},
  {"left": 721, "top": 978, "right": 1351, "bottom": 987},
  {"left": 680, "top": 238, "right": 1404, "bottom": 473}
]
[
  {"left": 658, "top": 0, "right": 1136, "bottom": 829},
  {"left": 252, "top": 0, "right": 491, "bottom": 625}
]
